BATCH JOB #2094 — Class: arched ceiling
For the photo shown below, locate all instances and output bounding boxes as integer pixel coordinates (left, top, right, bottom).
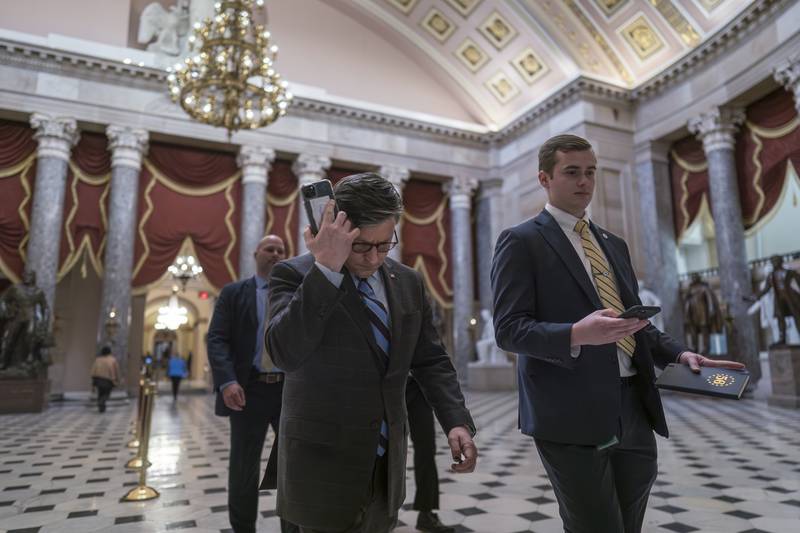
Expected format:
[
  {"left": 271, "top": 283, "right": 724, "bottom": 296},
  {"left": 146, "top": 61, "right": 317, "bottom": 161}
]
[{"left": 320, "top": 0, "right": 752, "bottom": 127}]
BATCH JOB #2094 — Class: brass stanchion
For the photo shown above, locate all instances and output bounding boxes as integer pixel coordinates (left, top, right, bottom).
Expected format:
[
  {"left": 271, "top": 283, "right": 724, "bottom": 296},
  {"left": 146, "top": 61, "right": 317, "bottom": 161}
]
[
  {"left": 126, "top": 374, "right": 145, "bottom": 449},
  {"left": 121, "top": 379, "right": 159, "bottom": 502}
]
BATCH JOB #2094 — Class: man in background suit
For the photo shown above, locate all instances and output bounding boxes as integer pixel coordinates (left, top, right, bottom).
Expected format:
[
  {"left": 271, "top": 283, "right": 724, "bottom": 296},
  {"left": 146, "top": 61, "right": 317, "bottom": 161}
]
[
  {"left": 207, "top": 234, "right": 296, "bottom": 533},
  {"left": 267, "top": 173, "right": 477, "bottom": 533},
  {"left": 491, "top": 134, "right": 744, "bottom": 533}
]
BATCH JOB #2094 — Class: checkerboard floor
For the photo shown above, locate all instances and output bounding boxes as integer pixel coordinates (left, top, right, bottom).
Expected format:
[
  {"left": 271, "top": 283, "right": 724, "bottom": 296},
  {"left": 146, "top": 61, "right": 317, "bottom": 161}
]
[{"left": 1, "top": 389, "right": 798, "bottom": 532}]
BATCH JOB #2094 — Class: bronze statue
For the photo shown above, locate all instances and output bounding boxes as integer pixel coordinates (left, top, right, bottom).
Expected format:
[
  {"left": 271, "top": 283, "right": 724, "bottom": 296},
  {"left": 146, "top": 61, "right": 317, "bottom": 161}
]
[
  {"left": 753, "top": 255, "right": 800, "bottom": 346},
  {"left": 0, "top": 270, "right": 52, "bottom": 378},
  {"left": 683, "top": 273, "right": 723, "bottom": 354}
]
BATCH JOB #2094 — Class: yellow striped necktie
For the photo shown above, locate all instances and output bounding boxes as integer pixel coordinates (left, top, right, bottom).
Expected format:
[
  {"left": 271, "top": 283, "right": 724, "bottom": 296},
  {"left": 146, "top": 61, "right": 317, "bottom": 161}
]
[{"left": 573, "top": 219, "right": 636, "bottom": 357}]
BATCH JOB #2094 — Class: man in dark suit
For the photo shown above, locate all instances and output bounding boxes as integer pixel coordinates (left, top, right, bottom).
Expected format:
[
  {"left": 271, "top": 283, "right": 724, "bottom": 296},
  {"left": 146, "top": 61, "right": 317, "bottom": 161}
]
[
  {"left": 207, "top": 234, "right": 296, "bottom": 533},
  {"left": 490, "top": 134, "right": 745, "bottom": 533},
  {"left": 267, "top": 172, "right": 478, "bottom": 533}
]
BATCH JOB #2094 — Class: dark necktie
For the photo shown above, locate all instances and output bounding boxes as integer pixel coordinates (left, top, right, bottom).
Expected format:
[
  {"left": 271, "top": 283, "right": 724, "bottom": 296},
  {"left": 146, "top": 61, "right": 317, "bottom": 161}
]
[{"left": 358, "top": 278, "right": 390, "bottom": 456}]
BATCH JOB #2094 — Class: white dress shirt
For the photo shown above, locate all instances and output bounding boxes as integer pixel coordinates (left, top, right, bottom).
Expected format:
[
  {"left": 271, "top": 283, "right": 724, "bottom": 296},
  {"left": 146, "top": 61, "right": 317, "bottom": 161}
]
[{"left": 545, "top": 203, "right": 636, "bottom": 377}]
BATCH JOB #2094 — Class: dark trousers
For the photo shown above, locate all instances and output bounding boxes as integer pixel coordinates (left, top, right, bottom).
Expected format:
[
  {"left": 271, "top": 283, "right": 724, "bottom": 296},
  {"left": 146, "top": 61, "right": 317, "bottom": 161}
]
[
  {"left": 92, "top": 377, "right": 113, "bottom": 413},
  {"left": 298, "top": 454, "right": 396, "bottom": 533},
  {"left": 228, "top": 378, "right": 296, "bottom": 533},
  {"left": 406, "top": 379, "right": 439, "bottom": 511},
  {"left": 534, "top": 381, "right": 658, "bottom": 533},
  {"left": 170, "top": 377, "right": 182, "bottom": 399}
]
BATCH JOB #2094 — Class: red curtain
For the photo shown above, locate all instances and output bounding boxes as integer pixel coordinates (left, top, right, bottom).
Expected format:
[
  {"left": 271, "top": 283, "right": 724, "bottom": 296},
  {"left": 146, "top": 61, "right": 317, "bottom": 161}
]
[
  {"left": 401, "top": 178, "right": 453, "bottom": 307},
  {"left": 669, "top": 136, "right": 709, "bottom": 240},
  {"left": 736, "top": 88, "right": 800, "bottom": 229},
  {"left": 59, "top": 132, "right": 110, "bottom": 279},
  {"left": 0, "top": 119, "right": 37, "bottom": 282},
  {"left": 265, "top": 160, "right": 299, "bottom": 257},
  {"left": 132, "top": 141, "right": 241, "bottom": 291}
]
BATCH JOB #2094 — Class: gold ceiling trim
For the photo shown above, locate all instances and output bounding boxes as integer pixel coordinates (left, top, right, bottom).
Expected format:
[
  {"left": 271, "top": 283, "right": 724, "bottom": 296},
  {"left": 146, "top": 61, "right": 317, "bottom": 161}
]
[
  {"left": 385, "top": 0, "right": 419, "bottom": 15},
  {"left": 479, "top": 10, "right": 519, "bottom": 51},
  {"left": 455, "top": 38, "right": 489, "bottom": 73},
  {"left": 511, "top": 47, "right": 549, "bottom": 85},
  {"left": 648, "top": 0, "right": 701, "bottom": 48},
  {"left": 562, "top": 0, "right": 634, "bottom": 85},
  {"left": 594, "top": 0, "right": 629, "bottom": 18},
  {"left": 620, "top": 14, "right": 665, "bottom": 60},
  {"left": 421, "top": 8, "right": 457, "bottom": 43},
  {"left": 485, "top": 71, "right": 520, "bottom": 104},
  {"left": 445, "top": 0, "right": 482, "bottom": 18}
]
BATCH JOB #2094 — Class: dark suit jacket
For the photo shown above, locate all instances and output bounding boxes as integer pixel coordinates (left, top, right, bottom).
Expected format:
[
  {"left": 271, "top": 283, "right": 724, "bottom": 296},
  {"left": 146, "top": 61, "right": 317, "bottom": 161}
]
[
  {"left": 207, "top": 277, "right": 260, "bottom": 416},
  {"left": 267, "top": 254, "right": 474, "bottom": 530},
  {"left": 491, "top": 209, "right": 685, "bottom": 446}
]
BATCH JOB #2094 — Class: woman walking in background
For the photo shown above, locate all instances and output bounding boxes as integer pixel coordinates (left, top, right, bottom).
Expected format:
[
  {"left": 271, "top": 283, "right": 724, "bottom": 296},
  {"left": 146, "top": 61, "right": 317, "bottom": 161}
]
[
  {"left": 90, "top": 346, "right": 119, "bottom": 412},
  {"left": 167, "top": 351, "right": 189, "bottom": 401}
]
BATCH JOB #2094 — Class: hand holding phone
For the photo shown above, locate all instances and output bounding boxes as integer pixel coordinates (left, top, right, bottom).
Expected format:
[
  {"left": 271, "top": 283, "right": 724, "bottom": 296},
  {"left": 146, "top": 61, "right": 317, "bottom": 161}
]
[
  {"left": 303, "top": 199, "right": 360, "bottom": 271},
  {"left": 617, "top": 305, "right": 661, "bottom": 320},
  {"left": 301, "top": 179, "right": 337, "bottom": 235}
]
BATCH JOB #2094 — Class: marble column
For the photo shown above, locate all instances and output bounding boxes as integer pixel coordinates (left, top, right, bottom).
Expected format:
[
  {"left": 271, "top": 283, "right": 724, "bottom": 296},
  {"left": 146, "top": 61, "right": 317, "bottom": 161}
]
[
  {"left": 634, "top": 142, "right": 684, "bottom": 340},
  {"left": 27, "top": 114, "right": 79, "bottom": 315},
  {"left": 688, "top": 108, "right": 761, "bottom": 383},
  {"left": 292, "top": 154, "right": 331, "bottom": 256},
  {"left": 445, "top": 176, "right": 478, "bottom": 388},
  {"left": 97, "top": 126, "right": 148, "bottom": 372},
  {"left": 774, "top": 55, "right": 800, "bottom": 113},
  {"left": 475, "top": 178, "right": 503, "bottom": 318},
  {"left": 379, "top": 165, "right": 410, "bottom": 262},
  {"left": 237, "top": 145, "right": 276, "bottom": 278}
]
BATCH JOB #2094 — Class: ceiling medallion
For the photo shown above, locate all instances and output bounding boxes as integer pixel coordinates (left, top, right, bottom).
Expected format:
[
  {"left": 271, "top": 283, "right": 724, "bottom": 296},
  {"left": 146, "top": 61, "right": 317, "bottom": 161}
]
[
  {"left": 455, "top": 38, "right": 489, "bottom": 73},
  {"left": 620, "top": 14, "right": 665, "bottom": 60},
  {"left": 421, "top": 8, "right": 457, "bottom": 43},
  {"left": 485, "top": 71, "right": 519, "bottom": 104},
  {"left": 385, "top": 0, "right": 419, "bottom": 15},
  {"left": 479, "top": 10, "right": 518, "bottom": 50},
  {"left": 444, "top": 0, "right": 483, "bottom": 18},
  {"left": 511, "top": 48, "right": 549, "bottom": 85},
  {"left": 166, "top": 0, "right": 293, "bottom": 137},
  {"left": 593, "top": 0, "right": 629, "bottom": 18}
]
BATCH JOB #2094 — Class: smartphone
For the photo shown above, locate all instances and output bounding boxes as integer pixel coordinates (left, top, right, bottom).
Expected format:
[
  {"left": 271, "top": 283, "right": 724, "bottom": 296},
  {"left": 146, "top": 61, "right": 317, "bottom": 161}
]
[
  {"left": 301, "top": 179, "right": 336, "bottom": 235},
  {"left": 617, "top": 305, "right": 661, "bottom": 320}
]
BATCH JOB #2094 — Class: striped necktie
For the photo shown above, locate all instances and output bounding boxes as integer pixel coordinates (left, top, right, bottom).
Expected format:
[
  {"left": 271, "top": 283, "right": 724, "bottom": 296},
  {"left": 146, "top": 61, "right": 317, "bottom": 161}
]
[
  {"left": 573, "top": 220, "right": 636, "bottom": 357},
  {"left": 358, "top": 278, "right": 390, "bottom": 456}
]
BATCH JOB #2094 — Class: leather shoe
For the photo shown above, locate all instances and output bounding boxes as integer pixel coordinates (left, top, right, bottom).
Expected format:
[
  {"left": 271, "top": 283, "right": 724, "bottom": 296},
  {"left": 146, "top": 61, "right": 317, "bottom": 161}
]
[{"left": 416, "top": 511, "right": 455, "bottom": 533}]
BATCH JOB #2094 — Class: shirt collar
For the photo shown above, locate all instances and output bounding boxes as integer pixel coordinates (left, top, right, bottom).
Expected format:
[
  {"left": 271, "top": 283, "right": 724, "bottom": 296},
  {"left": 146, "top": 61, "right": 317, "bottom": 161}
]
[
  {"left": 350, "top": 269, "right": 382, "bottom": 286},
  {"left": 545, "top": 203, "right": 590, "bottom": 235},
  {"left": 254, "top": 274, "right": 269, "bottom": 290}
]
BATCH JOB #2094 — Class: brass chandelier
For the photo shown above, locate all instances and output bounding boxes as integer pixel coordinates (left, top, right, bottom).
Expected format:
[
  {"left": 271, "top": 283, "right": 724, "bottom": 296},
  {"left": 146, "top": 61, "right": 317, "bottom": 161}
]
[{"left": 166, "top": 0, "right": 293, "bottom": 136}]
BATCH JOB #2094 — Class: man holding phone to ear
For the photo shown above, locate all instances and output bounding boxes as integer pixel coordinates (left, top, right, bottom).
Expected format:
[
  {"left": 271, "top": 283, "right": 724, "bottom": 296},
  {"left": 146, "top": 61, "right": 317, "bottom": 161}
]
[
  {"left": 267, "top": 173, "right": 477, "bottom": 533},
  {"left": 491, "top": 135, "right": 744, "bottom": 533}
]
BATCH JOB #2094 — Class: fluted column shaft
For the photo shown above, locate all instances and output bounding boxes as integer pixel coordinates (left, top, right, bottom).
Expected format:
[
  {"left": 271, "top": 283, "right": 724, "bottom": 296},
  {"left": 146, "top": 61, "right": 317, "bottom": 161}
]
[
  {"left": 97, "top": 126, "right": 148, "bottom": 373},
  {"left": 380, "top": 165, "right": 410, "bottom": 262},
  {"left": 475, "top": 178, "right": 503, "bottom": 316},
  {"left": 446, "top": 176, "right": 478, "bottom": 388},
  {"left": 774, "top": 55, "right": 800, "bottom": 114},
  {"left": 292, "top": 154, "right": 331, "bottom": 256},
  {"left": 689, "top": 108, "right": 761, "bottom": 383},
  {"left": 237, "top": 146, "right": 275, "bottom": 278},
  {"left": 27, "top": 114, "right": 79, "bottom": 314},
  {"left": 635, "top": 142, "right": 684, "bottom": 340}
]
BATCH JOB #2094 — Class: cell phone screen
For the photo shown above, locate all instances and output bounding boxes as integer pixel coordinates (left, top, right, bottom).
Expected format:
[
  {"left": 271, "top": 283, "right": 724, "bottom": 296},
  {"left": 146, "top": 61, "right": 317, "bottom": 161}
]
[{"left": 307, "top": 195, "right": 330, "bottom": 234}]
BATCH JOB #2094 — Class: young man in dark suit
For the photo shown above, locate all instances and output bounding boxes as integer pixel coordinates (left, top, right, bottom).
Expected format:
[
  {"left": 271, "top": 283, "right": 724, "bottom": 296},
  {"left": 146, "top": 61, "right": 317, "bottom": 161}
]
[
  {"left": 490, "top": 134, "right": 745, "bottom": 533},
  {"left": 267, "top": 173, "right": 478, "bottom": 533},
  {"left": 207, "top": 234, "right": 296, "bottom": 533}
]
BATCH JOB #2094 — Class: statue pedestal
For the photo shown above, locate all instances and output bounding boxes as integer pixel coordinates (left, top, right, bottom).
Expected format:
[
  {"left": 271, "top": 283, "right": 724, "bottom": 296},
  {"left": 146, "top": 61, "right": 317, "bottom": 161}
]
[
  {"left": 0, "top": 378, "right": 50, "bottom": 414},
  {"left": 468, "top": 363, "right": 515, "bottom": 391},
  {"left": 767, "top": 345, "right": 800, "bottom": 408}
]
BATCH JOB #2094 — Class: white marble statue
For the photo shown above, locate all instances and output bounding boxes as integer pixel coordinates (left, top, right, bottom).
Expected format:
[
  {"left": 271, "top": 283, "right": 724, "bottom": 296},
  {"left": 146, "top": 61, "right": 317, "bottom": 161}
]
[
  {"left": 138, "top": 0, "right": 191, "bottom": 56},
  {"left": 637, "top": 280, "right": 664, "bottom": 331},
  {"left": 472, "top": 309, "right": 510, "bottom": 367},
  {"left": 747, "top": 264, "right": 800, "bottom": 346}
]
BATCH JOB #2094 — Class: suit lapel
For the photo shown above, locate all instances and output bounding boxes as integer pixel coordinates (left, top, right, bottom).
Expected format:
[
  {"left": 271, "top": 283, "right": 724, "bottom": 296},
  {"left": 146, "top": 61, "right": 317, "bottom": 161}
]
[
  {"left": 339, "top": 271, "right": 389, "bottom": 375},
  {"left": 536, "top": 211, "right": 602, "bottom": 308},
  {"left": 380, "top": 261, "right": 404, "bottom": 375},
  {"left": 244, "top": 277, "right": 258, "bottom": 329}
]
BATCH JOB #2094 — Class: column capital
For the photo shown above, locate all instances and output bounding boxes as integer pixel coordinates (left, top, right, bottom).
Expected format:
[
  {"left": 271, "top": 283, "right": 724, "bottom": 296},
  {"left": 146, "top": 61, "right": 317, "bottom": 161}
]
[
  {"left": 292, "top": 153, "right": 331, "bottom": 185},
  {"left": 444, "top": 176, "right": 478, "bottom": 209},
  {"left": 237, "top": 145, "right": 276, "bottom": 185},
  {"left": 30, "top": 113, "right": 79, "bottom": 161},
  {"left": 774, "top": 55, "right": 800, "bottom": 111},
  {"left": 477, "top": 177, "right": 503, "bottom": 199},
  {"left": 106, "top": 125, "right": 149, "bottom": 170},
  {"left": 687, "top": 107, "right": 745, "bottom": 153},
  {"left": 379, "top": 165, "right": 410, "bottom": 192}
]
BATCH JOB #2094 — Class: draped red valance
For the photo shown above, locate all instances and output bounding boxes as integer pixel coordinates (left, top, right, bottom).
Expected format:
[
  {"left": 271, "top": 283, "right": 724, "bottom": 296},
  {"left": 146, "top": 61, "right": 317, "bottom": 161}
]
[
  {"left": 669, "top": 136, "right": 709, "bottom": 240},
  {"left": 401, "top": 178, "right": 453, "bottom": 307},
  {"left": 265, "top": 160, "right": 299, "bottom": 257},
  {"left": 132, "top": 141, "right": 241, "bottom": 292},
  {"left": 0, "top": 119, "right": 37, "bottom": 282},
  {"left": 736, "top": 88, "right": 800, "bottom": 230},
  {"left": 59, "top": 131, "right": 110, "bottom": 279}
]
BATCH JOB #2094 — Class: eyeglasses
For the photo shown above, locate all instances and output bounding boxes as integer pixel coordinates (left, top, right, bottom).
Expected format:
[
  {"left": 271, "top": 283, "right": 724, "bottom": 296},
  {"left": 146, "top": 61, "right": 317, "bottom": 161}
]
[{"left": 351, "top": 231, "right": 398, "bottom": 254}]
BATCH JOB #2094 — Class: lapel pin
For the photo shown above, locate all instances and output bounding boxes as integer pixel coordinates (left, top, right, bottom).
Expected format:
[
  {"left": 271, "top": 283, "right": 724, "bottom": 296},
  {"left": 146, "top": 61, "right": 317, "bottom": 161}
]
[
  {"left": 389, "top": 273, "right": 396, "bottom": 279},
  {"left": 602, "top": 233, "right": 608, "bottom": 239}
]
